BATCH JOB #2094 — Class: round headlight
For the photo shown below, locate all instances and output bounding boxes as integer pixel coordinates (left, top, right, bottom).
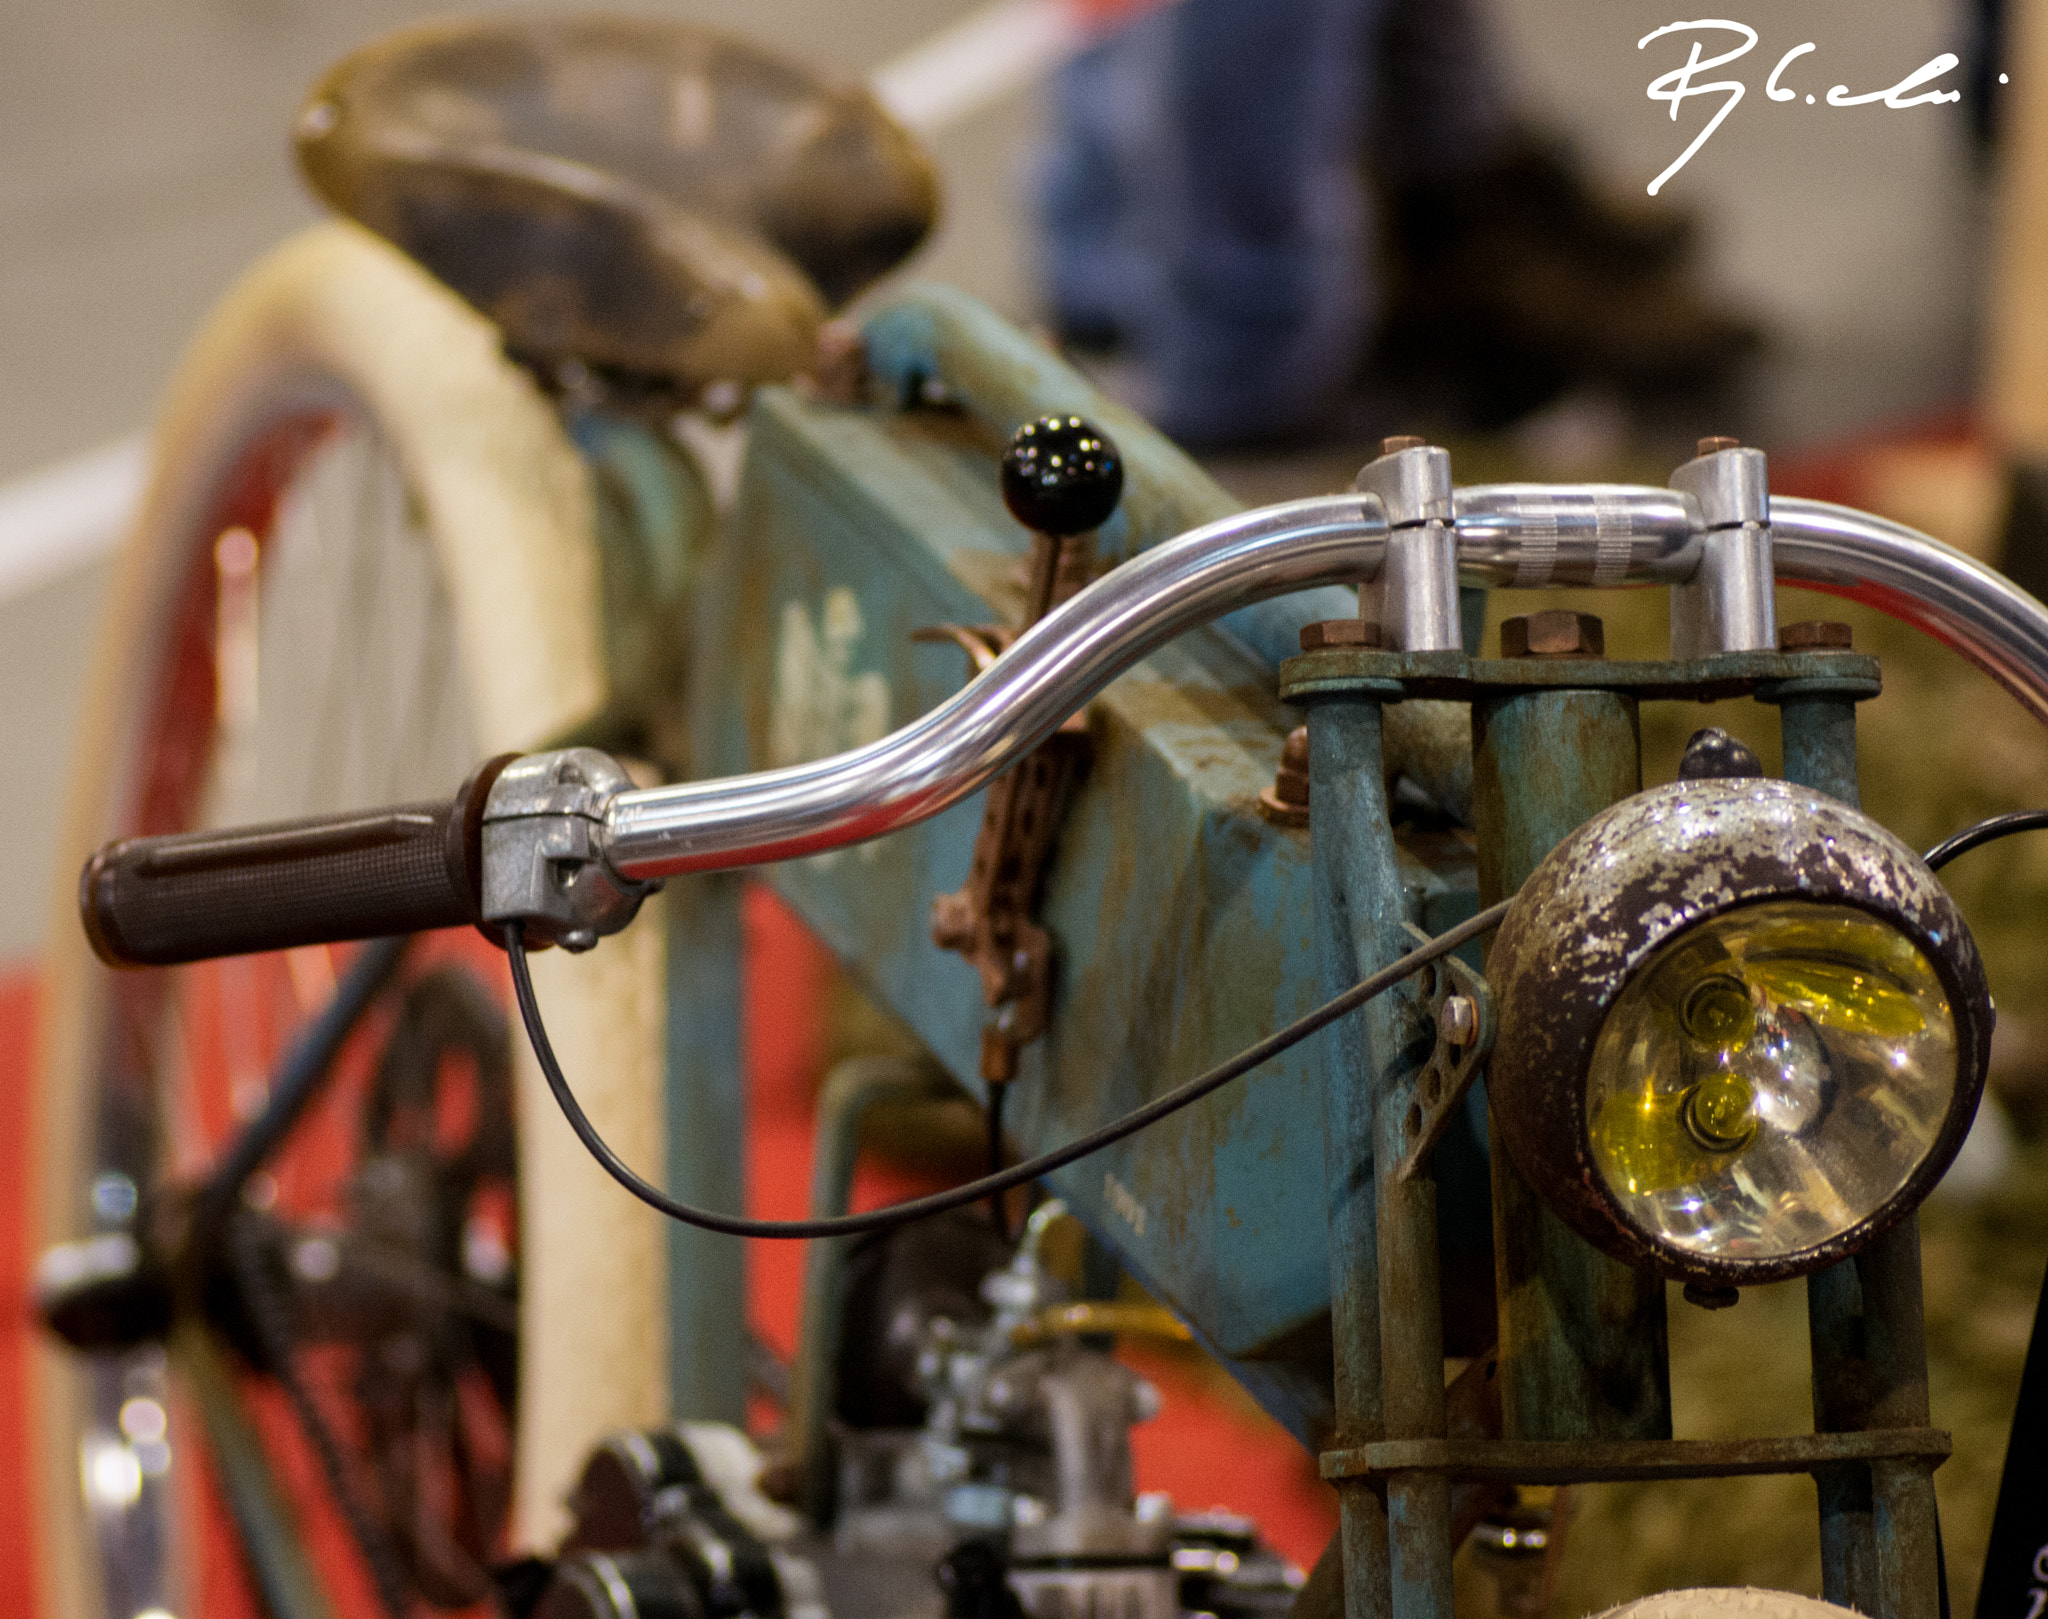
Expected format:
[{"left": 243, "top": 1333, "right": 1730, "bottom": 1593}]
[{"left": 1487, "top": 778, "right": 1992, "bottom": 1285}]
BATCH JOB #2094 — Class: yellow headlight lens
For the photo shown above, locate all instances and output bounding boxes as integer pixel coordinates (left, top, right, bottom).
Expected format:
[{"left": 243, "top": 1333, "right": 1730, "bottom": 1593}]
[{"left": 1586, "top": 900, "right": 1957, "bottom": 1262}]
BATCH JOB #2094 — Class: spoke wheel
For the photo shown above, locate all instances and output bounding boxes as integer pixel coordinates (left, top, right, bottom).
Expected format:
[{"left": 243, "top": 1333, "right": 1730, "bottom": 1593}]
[{"left": 33, "top": 221, "right": 675, "bottom": 1618}]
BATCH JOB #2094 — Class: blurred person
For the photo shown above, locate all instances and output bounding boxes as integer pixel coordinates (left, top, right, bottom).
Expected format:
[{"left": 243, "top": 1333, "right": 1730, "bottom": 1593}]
[{"left": 1039, "top": 0, "right": 1759, "bottom": 446}]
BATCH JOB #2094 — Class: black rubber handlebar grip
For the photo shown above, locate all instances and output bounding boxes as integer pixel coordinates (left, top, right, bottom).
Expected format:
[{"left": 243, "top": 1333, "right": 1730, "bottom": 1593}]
[{"left": 81, "top": 756, "right": 516, "bottom": 968}]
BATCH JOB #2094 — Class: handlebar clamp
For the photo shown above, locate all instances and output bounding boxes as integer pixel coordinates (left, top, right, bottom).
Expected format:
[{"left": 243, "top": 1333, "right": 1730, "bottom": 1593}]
[{"left": 481, "top": 748, "right": 659, "bottom": 951}]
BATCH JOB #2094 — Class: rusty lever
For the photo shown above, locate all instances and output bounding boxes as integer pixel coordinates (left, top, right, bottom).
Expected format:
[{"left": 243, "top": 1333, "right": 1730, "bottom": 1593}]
[{"left": 929, "top": 416, "right": 1123, "bottom": 1085}]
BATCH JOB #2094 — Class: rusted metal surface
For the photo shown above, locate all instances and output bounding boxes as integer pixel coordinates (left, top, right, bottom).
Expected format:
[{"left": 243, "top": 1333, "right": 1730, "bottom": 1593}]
[
  {"left": 1300, "top": 618, "right": 1381, "bottom": 651},
  {"left": 1391, "top": 922, "right": 1495, "bottom": 1186},
  {"left": 929, "top": 513, "right": 1099, "bottom": 1084},
  {"left": 1773, "top": 682, "right": 1939, "bottom": 1617},
  {"left": 1482, "top": 776, "right": 1993, "bottom": 1285},
  {"left": 1443, "top": 1350, "right": 1513, "bottom": 1547},
  {"left": 1809, "top": 1226, "right": 1943, "bottom": 1618},
  {"left": 297, "top": 17, "right": 937, "bottom": 391},
  {"left": 1471, "top": 686, "right": 1671, "bottom": 1448},
  {"left": 1872, "top": 1456, "right": 1943, "bottom": 1619},
  {"left": 1306, "top": 693, "right": 1446, "bottom": 1618},
  {"left": 1281, "top": 644, "right": 1882, "bottom": 704},
  {"left": 1319, "top": 1426, "right": 1952, "bottom": 1483},
  {"left": 1294, "top": 664, "right": 1501, "bottom": 1616},
  {"left": 1774, "top": 682, "right": 1867, "bottom": 807},
  {"left": 686, "top": 301, "right": 1482, "bottom": 1441}
]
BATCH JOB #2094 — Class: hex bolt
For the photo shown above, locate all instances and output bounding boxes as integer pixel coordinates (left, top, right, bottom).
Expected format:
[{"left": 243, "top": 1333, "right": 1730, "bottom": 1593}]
[
  {"left": 1683, "top": 1281, "right": 1740, "bottom": 1310},
  {"left": 1298, "top": 619, "right": 1383, "bottom": 652},
  {"left": 1499, "top": 609, "right": 1604, "bottom": 659},
  {"left": 1381, "top": 434, "right": 1429, "bottom": 455},
  {"left": 1258, "top": 727, "right": 1311, "bottom": 827},
  {"left": 1778, "top": 619, "right": 1854, "bottom": 651},
  {"left": 1439, "top": 994, "right": 1479, "bottom": 1047},
  {"left": 1697, "top": 435, "right": 1741, "bottom": 457}
]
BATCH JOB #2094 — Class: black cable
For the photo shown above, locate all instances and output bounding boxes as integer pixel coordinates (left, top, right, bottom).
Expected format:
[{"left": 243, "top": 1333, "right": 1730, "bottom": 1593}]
[
  {"left": 506, "top": 901, "right": 1510, "bottom": 1241},
  {"left": 1923, "top": 808, "right": 2048, "bottom": 871}
]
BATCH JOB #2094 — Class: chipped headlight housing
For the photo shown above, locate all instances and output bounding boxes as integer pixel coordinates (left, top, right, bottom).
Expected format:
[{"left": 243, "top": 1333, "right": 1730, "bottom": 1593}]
[{"left": 1486, "top": 778, "right": 1992, "bottom": 1285}]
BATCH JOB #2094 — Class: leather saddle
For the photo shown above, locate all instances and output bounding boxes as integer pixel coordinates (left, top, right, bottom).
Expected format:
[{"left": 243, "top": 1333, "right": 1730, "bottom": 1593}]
[{"left": 296, "top": 17, "right": 940, "bottom": 393}]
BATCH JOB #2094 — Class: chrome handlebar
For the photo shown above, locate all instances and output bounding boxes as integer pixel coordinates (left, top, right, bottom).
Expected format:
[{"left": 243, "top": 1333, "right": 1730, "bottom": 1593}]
[
  {"left": 586, "top": 484, "right": 2048, "bottom": 885},
  {"left": 604, "top": 494, "right": 1387, "bottom": 878},
  {"left": 81, "top": 476, "right": 2048, "bottom": 966}
]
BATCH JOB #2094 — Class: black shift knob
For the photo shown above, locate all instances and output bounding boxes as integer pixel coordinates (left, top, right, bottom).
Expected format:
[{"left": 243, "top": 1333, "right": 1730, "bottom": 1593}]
[{"left": 1000, "top": 416, "right": 1123, "bottom": 536}]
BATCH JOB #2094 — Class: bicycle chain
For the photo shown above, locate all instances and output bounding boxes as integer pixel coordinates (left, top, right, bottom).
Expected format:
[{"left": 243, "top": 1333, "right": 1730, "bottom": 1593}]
[{"left": 228, "top": 1212, "right": 415, "bottom": 1619}]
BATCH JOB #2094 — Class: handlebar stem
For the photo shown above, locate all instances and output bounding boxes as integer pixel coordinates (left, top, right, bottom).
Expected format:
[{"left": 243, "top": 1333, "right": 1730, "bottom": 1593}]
[{"left": 1669, "top": 443, "right": 1776, "bottom": 657}]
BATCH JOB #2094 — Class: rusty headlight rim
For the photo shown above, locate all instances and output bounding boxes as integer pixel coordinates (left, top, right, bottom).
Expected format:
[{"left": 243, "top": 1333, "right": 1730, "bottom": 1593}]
[{"left": 1484, "top": 777, "right": 1993, "bottom": 1287}]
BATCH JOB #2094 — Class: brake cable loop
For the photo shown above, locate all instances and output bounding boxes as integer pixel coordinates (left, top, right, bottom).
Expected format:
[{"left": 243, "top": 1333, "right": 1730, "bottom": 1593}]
[{"left": 505, "top": 903, "right": 1510, "bottom": 1241}]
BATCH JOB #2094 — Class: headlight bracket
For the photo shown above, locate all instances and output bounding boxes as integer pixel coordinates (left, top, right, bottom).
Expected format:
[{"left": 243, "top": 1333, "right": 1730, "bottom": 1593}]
[{"left": 1391, "top": 921, "right": 1496, "bottom": 1185}]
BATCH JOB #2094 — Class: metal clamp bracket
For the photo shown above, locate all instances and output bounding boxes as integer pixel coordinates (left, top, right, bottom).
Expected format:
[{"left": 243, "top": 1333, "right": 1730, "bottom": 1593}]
[
  {"left": 481, "top": 748, "right": 658, "bottom": 950},
  {"left": 1392, "top": 921, "right": 1494, "bottom": 1183},
  {"left": 926, "top": 520, "right": 1100, "bottom": 1084}
]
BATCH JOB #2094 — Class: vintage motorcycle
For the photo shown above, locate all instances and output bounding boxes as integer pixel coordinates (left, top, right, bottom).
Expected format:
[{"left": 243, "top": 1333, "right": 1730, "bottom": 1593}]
[{"left": 28, "top": 15, "right": 2048, "bottom": 1619}]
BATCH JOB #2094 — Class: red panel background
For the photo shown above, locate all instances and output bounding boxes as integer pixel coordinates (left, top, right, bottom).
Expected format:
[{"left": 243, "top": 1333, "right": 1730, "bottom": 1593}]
[{"left": 0, "top": 895, "right": 1335, "bottom": 1612}]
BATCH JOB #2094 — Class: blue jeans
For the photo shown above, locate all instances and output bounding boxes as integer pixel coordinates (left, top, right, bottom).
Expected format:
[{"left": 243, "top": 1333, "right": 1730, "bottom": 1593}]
[{"left": 1040, "top": 0, "right": 1506, "bottom": 445}]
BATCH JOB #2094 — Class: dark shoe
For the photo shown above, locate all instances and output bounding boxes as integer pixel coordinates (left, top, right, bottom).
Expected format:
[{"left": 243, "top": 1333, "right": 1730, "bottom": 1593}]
[
  {"left": 1388, "top": 130, "right": 1697, "bottom": 278},
  {"left": 1375, "top": 136, "right": 1764, "bottom": 428}
]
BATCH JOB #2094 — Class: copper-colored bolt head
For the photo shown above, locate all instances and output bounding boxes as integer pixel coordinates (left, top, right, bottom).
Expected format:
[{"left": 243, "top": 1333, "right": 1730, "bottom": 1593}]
[
  {"left": 1500, "top": 609, "right": 1604, "bottom": 659},
  {"left": 1380, "top": 434, "right": 1428, "bottom": 456},
  {"left": 1778, "top": 619, "right": 1854, "bottom": 651},
  {"left": 1696, "top": 435, "right": 1740, "bottom": 457},
  {"left": 1299, "top": 619, "right": 1383, "bottom": 652},
  {"left": 930, "top": 891, "right": 976, "bottom": 951},
  {"left": 1260, "top": 725, "right": 1313, "bottom": 826},
  {"left": 1271, "top": 726, "right": 1311, "bottom": 806}
]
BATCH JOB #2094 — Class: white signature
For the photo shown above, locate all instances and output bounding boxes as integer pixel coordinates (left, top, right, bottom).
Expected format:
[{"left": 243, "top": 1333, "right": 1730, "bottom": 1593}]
[{"left": 1641, "top": 20, "right": 1974, "bottom": 195}]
